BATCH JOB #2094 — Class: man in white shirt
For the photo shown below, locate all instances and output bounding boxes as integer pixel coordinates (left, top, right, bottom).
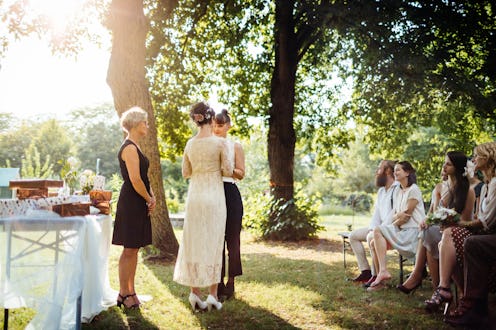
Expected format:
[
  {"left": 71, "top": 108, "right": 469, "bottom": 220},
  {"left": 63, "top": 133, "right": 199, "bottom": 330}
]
[{"left": 349, "top": 160, "right": 397, "bottom": 284}]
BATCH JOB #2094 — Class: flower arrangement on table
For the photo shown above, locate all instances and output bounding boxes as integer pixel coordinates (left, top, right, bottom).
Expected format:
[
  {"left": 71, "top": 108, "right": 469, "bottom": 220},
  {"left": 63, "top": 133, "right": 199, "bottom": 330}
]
[
  {"left": 59, "top": 156, "right": 80, "bottom": 195},
  {"left": 79, "top": 169, "right": 96, "bottom": 195},
  {"left": 425, "top": 207, "right": 461, "bottom": 227}
]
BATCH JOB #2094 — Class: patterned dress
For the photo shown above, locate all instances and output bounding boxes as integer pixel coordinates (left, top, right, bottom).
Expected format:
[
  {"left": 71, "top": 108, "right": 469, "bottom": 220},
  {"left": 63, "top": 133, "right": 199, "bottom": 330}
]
[
  {"left": 173, "top": 136, "right": 232, "bottom": 287},
  {"left": 450, "top": 178, "right": 496, "bottom": 292}
]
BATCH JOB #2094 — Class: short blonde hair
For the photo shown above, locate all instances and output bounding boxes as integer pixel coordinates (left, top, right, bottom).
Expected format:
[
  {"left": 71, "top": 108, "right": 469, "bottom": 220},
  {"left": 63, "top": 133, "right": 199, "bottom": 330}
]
[
  {"left": 475, "top": 141, "right": 496, "bottom": 174},
  {"left": 120, "top": 106, "right": 148, "bottom": 133}
]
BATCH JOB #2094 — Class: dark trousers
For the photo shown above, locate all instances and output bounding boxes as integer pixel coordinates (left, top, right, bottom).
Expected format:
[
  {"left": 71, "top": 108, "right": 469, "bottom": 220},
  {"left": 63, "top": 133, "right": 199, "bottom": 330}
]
[
  {"left": 463, "top": 234, "right": 496, "bottom": 306},
  {"left": 221, "top": 182, "right": 243, "bottom": 280}
]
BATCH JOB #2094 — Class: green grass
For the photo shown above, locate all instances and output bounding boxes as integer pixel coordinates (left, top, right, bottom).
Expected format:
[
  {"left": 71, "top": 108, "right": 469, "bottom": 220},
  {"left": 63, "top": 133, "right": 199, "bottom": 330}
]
[{"left": 1, "top": 215, "right": 454, "bottom": 329}]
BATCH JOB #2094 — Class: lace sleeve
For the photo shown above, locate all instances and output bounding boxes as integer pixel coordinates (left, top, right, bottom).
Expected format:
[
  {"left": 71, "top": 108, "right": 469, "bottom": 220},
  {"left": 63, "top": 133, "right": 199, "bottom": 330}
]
[
  {"left": 182, "top": 141, "right": 192, "bottom": 178},
  {"left": 220, "top": 139, "right": 233, "bottom": 177}
]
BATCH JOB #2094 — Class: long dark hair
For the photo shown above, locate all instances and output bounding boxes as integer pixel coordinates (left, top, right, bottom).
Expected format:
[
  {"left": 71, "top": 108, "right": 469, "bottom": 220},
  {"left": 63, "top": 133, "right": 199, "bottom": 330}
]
[
  {"left": 447, "top": 151, "right": 470, "bottom": 213},
  {"left": 398, "top": 161, "right": 417, "bottom": 187}
]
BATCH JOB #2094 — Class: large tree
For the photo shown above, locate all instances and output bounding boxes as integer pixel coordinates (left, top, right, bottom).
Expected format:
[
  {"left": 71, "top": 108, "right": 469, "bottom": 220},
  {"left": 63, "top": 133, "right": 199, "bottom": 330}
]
[
  {"left": 148, "top": 1, "right": 352, "bottom": 203},
  {"left": 0, "top": 0, "right": 179, "bottom": 258},
  {"left": 106, "top": 0, "right": 178, "bottom": 258},
  {"left": 149, "top": 0, "right": 495, "bottom": 198}
]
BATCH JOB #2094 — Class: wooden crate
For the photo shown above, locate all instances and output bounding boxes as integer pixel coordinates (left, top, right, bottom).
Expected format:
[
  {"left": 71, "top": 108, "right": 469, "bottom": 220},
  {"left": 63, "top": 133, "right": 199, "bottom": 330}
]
[
  {"left": 9, "top": 179, "right": 64, "bottom": 189},
  {"left": 89, "top": 190, "right": 112, "bottom": 215},
  {"left": 9, "top": 179, "right": 64, "bottom": 199},
  {"left": 52, "top": 203, "right": 91, "bottom": 217}
]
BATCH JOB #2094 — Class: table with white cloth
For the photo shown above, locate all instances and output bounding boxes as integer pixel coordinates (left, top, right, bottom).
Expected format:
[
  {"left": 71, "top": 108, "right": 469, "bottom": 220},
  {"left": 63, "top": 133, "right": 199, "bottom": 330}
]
[{"left": 0, "top": 199, "right": 116, "bottom": 329}]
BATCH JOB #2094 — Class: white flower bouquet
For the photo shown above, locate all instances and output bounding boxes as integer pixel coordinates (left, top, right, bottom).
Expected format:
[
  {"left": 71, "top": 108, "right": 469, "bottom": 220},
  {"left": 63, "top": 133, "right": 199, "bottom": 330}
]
[
  {"left": 425, "top": 206, "right": 460, "bottom": 227},
  {"left": 79, "top": 169, "right": 95, "bottom": 195}
]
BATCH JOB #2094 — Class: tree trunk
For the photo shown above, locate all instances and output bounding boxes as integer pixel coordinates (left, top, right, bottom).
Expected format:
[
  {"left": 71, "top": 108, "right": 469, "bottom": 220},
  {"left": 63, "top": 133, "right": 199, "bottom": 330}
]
[
  {"left": 268, "top": 0, "right": 297, "bottom": 202},
  {"left": 106, "top": 0, "right": 178, "bottom": 260}
]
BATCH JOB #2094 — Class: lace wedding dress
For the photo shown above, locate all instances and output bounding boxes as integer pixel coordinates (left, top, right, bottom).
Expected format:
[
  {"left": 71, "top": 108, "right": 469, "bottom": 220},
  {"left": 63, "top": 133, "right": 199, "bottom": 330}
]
[{"left": 173, "top": 136, "right": 233, "bottom": 287}]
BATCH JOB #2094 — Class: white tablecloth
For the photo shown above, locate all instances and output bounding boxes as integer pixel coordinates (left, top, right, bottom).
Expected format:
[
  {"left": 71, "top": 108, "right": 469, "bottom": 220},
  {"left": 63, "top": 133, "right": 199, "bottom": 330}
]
[{"left": 0, "top": 212, "right": 116, "bottom": 329}]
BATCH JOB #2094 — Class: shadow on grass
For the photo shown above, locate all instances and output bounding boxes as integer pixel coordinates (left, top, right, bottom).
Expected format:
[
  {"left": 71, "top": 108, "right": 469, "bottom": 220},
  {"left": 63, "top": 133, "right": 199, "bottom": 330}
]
[
  {"left": 142, "top": 249, "right": 450, "bottom": 330},
  {"left": 255, "top": 237, "right": 344, "bottom": 253},
  {"left": 82, "top": 303, "right": 159, "bottom": 330},
  {"left": 144, "top": 258, "right": 298, "bottom": 330}
]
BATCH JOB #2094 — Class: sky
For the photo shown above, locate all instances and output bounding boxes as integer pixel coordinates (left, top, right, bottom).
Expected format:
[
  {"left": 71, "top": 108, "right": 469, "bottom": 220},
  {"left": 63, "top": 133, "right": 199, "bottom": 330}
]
[{"left": 0, "top": 36, "right": 113, "bottom": 119}]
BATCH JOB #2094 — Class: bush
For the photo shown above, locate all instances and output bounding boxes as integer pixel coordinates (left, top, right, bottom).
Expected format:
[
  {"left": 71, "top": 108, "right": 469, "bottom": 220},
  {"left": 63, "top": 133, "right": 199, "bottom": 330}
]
[{"left": 244, "top": 191, "right": 324, "bottom": 241}]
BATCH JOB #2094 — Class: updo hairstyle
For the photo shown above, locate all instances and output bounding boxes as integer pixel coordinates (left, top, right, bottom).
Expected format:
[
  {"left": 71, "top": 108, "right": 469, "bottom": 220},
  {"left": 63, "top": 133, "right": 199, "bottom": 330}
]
[
  {"left": 214, "top": 109, "right": 231, "bottom": 125},
  {"left": 120, "top": 106, "right": 148, "bottom": 133},
  {"left": 190, "top": 102, "right": 215, "bottom": 126}
]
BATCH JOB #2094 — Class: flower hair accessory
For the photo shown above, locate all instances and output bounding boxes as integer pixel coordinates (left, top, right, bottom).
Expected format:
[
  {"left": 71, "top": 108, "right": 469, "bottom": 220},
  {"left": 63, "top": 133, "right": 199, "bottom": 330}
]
[
  {"left": 463, "top": 160, "right": 475, "bottom": 178},
  {"left": 193, "top": 113, "right": 204, "bottom": 122}
]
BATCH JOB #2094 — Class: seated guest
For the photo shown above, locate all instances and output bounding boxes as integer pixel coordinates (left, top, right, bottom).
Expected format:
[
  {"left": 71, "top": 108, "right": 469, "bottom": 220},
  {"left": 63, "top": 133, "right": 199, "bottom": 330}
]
[
  {"left": 444, "top": 235, "right": 496, "bottom": 326},
  {"left": 397, "top": 170, "right": 448, "bottom": 293},
  {"left": 349, "top": 160, "right": 397, "bottom": 284},
  {"left": 424, "top": 151, "right": 475, "bottom": 313},
  {"left": 367, "top": 161, "right": 425, "bottom": 291},
  {"left": 443, "top": 142, "right": 496, "bottom": 326}
]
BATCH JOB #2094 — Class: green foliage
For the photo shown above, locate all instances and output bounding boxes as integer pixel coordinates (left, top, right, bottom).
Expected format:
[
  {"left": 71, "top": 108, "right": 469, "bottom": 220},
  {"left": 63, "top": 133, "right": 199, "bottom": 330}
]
[
  {"left": 0, "top": 112, "right": 15, "bottom": 133},
  {"left": 161, "top": 157, "right": 188, "bottom": 204},
  {"left": 107, "top": 173, "right": 124, "bottom": 217},
  {"left": 0, "top": 122, "right": 39, "bottom": 168},
  {"left": 245, "top": 190, "right": 324, "bottom": 241},
  {"left": 67, "top": 105, "right": 122, "bottom": 177},
  {"left": 342, "top": 193, "right": 373, "bottom": 214},
  {"left": 30, "top": 119, "right": 73, "bottom": 175},
  {"left": 58, "top": 157, "right": 80, "bottom": 192},
  {"left": 20, "top": 145, "right": 54, "bottom": 179}
]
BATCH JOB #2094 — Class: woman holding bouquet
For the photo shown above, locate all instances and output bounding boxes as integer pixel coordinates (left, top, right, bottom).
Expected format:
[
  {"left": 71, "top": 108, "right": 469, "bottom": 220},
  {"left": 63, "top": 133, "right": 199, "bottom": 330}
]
[
  {"left": 367, "top": 161, "right": 426, "bottom": 291},
  {"left": 424, "top": 151, "right": 476, "bottom": 313}
]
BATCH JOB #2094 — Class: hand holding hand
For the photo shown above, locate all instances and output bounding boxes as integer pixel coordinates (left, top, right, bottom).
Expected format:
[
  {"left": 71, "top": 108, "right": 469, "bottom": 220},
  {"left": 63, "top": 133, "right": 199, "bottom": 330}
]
[{"left": 147, "top": 196, "right": 156, "bottom": 214}]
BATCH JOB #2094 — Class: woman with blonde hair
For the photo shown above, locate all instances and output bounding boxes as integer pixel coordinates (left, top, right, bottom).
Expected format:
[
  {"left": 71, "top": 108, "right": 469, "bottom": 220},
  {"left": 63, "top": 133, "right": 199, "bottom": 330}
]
[{"left": 112, "top": 106, "right": 156, "bottom": 309}]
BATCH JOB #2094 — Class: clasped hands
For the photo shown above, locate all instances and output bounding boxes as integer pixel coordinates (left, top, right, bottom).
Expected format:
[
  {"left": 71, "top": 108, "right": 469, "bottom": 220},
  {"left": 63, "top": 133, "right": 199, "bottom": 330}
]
[
  {"left": 392, "top": 212, "right": 410, "bottom": 228},
  {"left": 147, "top": 196, "right": 156, "bottom": 214}
]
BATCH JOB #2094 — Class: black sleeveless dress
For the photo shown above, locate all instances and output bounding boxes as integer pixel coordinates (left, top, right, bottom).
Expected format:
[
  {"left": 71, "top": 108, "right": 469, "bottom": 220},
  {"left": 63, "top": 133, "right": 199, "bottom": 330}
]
[{"left": 112, "top": 139, "right": 152, "bottom": 248}]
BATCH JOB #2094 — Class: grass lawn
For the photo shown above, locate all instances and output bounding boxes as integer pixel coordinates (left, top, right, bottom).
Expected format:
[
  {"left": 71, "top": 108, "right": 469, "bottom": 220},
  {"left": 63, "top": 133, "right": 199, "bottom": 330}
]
[{"left": 2, "top": 214, "right": 458, "bottom": 329}]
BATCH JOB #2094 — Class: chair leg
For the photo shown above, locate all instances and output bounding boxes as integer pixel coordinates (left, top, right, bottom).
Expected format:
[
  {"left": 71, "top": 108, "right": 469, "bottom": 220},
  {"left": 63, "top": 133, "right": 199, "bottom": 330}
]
[
  {"left": 343, "top": 238, "right": 347, "bottom": 269},
  {"left": 4, "top": 308, "right": 9, "bottom": 330},
  {"left": 399, "top": 255, "right": 404, "bottom": 284}
]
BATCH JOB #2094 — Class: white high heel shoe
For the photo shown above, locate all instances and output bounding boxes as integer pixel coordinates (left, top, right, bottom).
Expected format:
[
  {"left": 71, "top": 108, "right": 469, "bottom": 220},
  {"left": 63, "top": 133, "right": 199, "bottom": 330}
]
[
  {"left": 189, "top": 292, "right": 207, "bottom": 311},
  {"left": 206, "top": 294, "right": 222, "bottom": 311}
]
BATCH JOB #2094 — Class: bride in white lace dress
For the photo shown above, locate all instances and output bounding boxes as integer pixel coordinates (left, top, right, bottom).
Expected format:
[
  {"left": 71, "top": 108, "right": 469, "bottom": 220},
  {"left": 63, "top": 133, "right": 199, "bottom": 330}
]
[{"left": 173, "top": 102, "right": 233, "bottom": 311}]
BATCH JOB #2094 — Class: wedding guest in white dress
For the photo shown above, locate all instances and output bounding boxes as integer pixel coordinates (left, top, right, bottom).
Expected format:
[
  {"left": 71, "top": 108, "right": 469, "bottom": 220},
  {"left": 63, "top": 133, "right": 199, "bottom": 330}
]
[
  {"left": 173, "top": 102, "right": 233, "bottom": 311},
  {"left": 367, "top": 161, "right": 425, "bottom": 291}
]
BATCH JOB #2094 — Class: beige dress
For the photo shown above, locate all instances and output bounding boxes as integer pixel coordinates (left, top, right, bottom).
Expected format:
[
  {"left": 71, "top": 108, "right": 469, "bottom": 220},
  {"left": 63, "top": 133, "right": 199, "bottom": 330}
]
[{"left": 173, "top": 136, "right": 232, "bottom": 287}]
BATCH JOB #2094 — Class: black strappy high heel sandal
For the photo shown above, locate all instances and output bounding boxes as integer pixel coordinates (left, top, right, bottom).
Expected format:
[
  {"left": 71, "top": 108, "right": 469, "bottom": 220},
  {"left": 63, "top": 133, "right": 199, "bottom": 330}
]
[
  {"left": 118, "top": 293, "right": 140, "bottom": 309},
  {"left": 425, "top": 286, "right": 452, "bottom": 314},
  {"left": 116, "top": 293, "right": 126, "bottom": 308}
]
